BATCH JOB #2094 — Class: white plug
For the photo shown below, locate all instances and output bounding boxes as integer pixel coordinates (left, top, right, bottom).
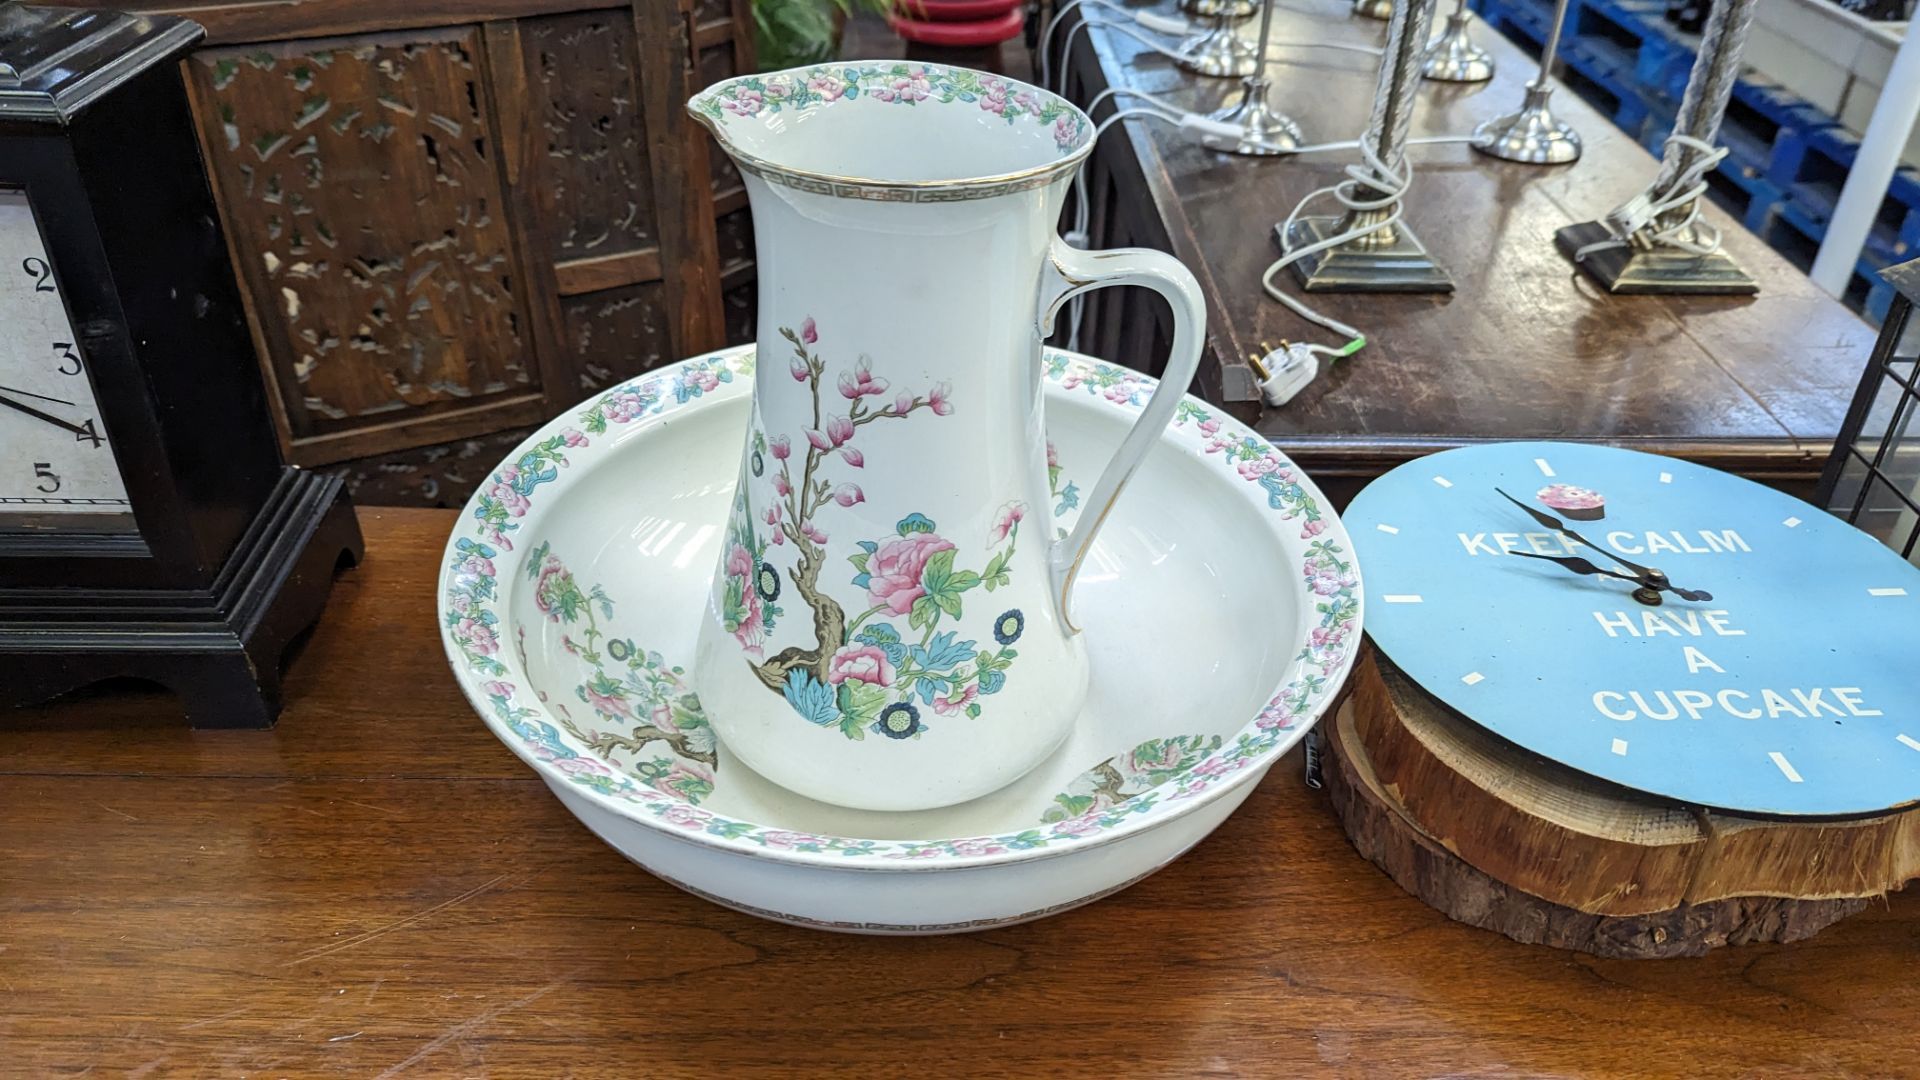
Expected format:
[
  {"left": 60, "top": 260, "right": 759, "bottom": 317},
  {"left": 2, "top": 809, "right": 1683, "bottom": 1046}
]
[
  {"left": 1253, "top": 342, "right": 1320, "bottom": 407},
  {"left": 1134, "top": 11, "right": 1191, "bottom": 34},
  {"left": 1177, "top": 113, "right": 1246, "bottom": 140}
]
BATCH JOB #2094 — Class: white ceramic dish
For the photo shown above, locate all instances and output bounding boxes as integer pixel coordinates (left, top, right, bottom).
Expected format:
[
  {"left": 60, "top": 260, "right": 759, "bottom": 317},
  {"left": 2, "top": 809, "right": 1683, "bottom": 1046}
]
[{"left": 438, "top": 346, "right": 1362, "bottom": 933}]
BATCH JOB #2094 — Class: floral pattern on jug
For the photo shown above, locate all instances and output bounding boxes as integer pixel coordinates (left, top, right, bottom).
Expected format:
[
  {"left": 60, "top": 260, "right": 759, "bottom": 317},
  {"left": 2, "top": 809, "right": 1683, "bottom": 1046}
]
[
  {"left": 691, "top": 62, "right": 1089, "bottom": 152},
  {"left": 441, "top": 347, "right": 1361, "bottom": 859},
  {"left": 717, "top": 320, "right": 1029, "bottom": 742}
]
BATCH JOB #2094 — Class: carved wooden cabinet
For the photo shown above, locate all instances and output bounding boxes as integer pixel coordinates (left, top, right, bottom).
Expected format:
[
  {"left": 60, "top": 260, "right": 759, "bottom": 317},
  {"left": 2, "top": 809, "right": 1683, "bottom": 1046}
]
[{"left": 44, "top": 0, "right": 759, "bottom": 505}]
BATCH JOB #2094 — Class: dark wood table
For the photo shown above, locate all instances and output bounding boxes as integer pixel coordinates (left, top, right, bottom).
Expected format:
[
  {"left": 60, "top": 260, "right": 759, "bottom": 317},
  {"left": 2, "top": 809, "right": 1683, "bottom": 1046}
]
[
  {"left": 1059, "top": 0, "right": 1878, "bottom": 497},
  {"left": 4, "top": 507, "right": 1919, "bottom": 1074}
]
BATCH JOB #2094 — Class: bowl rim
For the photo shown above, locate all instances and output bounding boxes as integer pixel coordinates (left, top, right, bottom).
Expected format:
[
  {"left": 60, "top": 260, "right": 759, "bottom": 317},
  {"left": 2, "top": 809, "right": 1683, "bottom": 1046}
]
[
  {"left": 438, "top": 345, "right": 1363, "bottom": 872},
  {"left": 685, "top": 60, "right": 1096, "bottom": 199}
]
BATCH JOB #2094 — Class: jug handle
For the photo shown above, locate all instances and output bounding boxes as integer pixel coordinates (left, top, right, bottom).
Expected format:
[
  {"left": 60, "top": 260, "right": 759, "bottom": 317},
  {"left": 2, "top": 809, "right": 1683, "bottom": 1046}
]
[{"left": 1036, "top": 237, "right": 1206, "bottom": 633}]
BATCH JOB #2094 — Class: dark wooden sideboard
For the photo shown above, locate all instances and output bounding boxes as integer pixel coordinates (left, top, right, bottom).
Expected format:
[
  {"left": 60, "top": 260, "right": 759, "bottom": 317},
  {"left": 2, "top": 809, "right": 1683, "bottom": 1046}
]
[
  {"left": 43, "top": 0, "right": 760, "bottom": 505},
  {"left": 1056, "top": 0, "right": 1880, "bottom": 500}
]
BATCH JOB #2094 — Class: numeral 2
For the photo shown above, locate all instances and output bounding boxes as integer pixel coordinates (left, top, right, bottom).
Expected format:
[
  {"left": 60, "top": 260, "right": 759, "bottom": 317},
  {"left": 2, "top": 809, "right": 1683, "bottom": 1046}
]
[
  {"left": 54, "top": 342, "right": 80, "bottom": 375},
  {"left": 22, "top": 257, "right": 53, "bottom": 292},
  {"left": 32, "top": 463, "right": 60, "bottom": 494}
]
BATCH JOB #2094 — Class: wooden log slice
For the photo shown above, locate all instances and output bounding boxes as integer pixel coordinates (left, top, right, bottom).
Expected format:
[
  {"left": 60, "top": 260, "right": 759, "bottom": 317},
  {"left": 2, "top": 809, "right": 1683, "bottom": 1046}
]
[{"left": 1318, "top": 650, "right": 1920, "bottom": 958}]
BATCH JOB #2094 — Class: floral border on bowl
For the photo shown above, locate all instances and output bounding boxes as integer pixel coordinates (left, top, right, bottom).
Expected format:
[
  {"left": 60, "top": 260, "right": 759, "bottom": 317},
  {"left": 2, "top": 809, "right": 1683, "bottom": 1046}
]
[{"left": 439, "top": 347, "right": 1361, "bottom": 864}]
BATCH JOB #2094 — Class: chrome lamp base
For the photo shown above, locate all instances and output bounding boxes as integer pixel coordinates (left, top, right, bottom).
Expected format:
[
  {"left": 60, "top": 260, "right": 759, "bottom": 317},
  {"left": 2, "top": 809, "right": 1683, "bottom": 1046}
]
[
  {"left": 1471, "top": 85, "right": 1582, "bottom": 164},
  {"left": 1423, "top": 12, "right": 1494, "bottom": 82},
  {"left": 1205, "top": 80, "right": 1303, "bottom": 154},
  {"left": 1177, "top": 17, "right": 1260, "bottom": 77},
  {"left": 1281, "top": 217, "right": 1455, "bottom": 293},
  {"left": 1555, "top": 222, "right": 1758, "bottom": 294}
]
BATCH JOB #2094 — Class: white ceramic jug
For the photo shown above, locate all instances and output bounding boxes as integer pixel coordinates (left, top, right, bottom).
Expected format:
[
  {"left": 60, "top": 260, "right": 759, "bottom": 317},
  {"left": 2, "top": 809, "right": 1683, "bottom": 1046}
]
[{"left": 687, "top": 62, "right": 1205, "bottom": 812}]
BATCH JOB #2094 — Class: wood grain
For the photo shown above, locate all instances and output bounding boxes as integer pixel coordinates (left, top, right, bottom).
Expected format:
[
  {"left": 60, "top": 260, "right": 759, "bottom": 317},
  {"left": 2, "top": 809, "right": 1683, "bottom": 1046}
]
[
  {"left": 1064, "top": 0, "right": 1879, "bottom": 487},
  {"left": 3, "top": 509, "right": 1920, "bottom": 1074},
  {"left": 1352, "top": 652, "right": 1920, "bottom": 915}
]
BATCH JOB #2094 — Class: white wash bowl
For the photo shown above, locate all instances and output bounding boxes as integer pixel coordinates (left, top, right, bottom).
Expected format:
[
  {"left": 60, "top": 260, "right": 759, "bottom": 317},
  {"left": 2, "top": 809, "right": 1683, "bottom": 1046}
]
[{"left": 438, "top": 345, "right": 1363, "bottom": 932}]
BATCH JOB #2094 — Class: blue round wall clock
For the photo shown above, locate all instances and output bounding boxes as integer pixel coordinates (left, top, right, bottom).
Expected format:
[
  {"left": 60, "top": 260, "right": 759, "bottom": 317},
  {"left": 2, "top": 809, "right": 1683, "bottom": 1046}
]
[{"left": 1347, "top": 441, "right": 1920, "bottom": 818}]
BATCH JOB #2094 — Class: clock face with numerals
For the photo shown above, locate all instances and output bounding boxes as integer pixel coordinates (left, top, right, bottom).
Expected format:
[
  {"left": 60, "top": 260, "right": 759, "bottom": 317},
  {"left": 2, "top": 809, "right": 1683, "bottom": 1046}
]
[
  {"left": 0, "top": 187, "right": 133, "bottom": 532},
  {"left": 1348, "top": 441, "right": 1920, "bottom": 818}
]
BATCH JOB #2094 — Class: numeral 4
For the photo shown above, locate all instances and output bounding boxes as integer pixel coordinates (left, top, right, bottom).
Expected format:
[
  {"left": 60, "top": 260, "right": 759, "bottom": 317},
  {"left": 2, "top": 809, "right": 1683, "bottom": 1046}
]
[{"left": 75, "top": 419, "right": 103, "bottom": 448}]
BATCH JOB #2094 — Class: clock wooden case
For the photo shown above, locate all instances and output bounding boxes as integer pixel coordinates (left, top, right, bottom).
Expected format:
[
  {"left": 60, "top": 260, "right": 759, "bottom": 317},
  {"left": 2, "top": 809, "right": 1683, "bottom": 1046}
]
[{"left": 0, "top": 5, "right": 362, "bottom": 728}]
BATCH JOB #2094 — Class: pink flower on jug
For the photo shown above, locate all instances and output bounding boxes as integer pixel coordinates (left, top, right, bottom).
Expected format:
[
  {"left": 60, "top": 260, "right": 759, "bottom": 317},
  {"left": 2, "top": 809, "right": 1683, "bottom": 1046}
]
[
  {"left": 831, "top": 483, "right": 865, "bottom": 507},
  {"left": 928, "top": 381, "right": 954, "bottom": 415},
  {"left": 875, "top": 69, "right": 930, "bottom": 102},
  {"left": 650, "top": 703, "right": 680, "bottom": 734},
  {"left": 1015, "top": 89, "right": 1039, "bottom": 111},
  {"left": 763, "top": 76, "right": 792, "bottom": 100},
  {"left": 827, "top": 643, "right": 894, "bottom": 688},
  {"left": 840, "top": 446, "right": 865, "bottom": 468},
  {"left": 807, "top": 73, "right": 847, "bottom": 101},
  {"left": 774, "top": 473, "right": 791, "bottom": 496},
  {"left": 1047, "top": 441, "right": 1059, "bottom": 468},
  {"left": 837, "top": 356, "right": 889, "bottom": 399},
  {"left": 802, "top": 522, "right": 829, "bottom": 545},
  {"left": 800, "top": 316, "right": 818, "bottom": 344},
  {"left": 560, "top": 427, "right": 588, "bottom": 448},
  {"left": 991, "top": 502, "right": 1025, "bottom": 543},
  {"left": 660, "top": 804, "right": 712, "bottom": 830},
  {"left": 805, "top": 428, "right": 832, "bottom": 452},
  {"left": 723, "top": 85, "right": 763, "bottom": 116},
  {"left": 1128, "top": 741, "right": 1186, "bottom": 773},
  {"left": 1053, "top": 114, "right": 1079, "bottom": 149},
  {"left": 458, "top": 618, "right": 498, "bottom": 655},
  {"left": 481, "top": 680, "right": 514, "bottom": 700},
  {"left": 584, "top": 686, "right": 630, "bottom": 719},
  {"left": 790, "top": 355, "right": 810, "bottom": 382},
  {"left": 979, "top": 76, "right": 1010, "bottom": 114},
  {"left": 769, "top": 435, "right": 791, "bottom": 460},
  {"left": 890, "top": 392, "right": 915, "bottom": 416},
  {"left": 827, "top": 415, "right": 855, "bottom": 446},
  {"left": 764, "top": 505, "right": 783, "bottom": 528},
  {"left": 733, "top": 589, "right": 765, "bottom": 656},
  {"left": 1198, "top": 417, "right": 1221, "bottom": 436},
  {"left": 1300, "top": 519, "right": 1327, "bottom": 539},
  {"left": 866, "top": 533, "right": 956, "bottom": 615},
  {"left": 725, "top": 542, "right": 755, "bottom": 580},
  {"left": 933, "top": 684, "right": 978, "bottom": 716}
]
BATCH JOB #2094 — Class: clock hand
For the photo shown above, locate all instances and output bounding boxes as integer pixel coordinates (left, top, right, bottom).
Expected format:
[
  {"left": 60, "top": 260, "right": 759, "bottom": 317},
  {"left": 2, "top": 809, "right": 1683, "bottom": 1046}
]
[
  {"left": 1505, "top": 549, "right": 1645, "bottom": 585},
  {"left": 0, "top": 390, "right": 92, "bottom": 439},
  {"left": 0, "top": 384, "right": 75, "bottom": 407},
  {"left": 1494, "top": 487, "right": 1713, "bottom": 602}
]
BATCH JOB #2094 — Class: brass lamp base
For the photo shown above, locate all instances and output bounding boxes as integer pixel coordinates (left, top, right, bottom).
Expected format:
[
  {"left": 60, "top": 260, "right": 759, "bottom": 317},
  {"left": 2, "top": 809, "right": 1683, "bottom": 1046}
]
[
  {"left": 1555, "top": 222, "right": 1758, "bottom": 295},
  {"left": 1353, "top": 0, "right": 1394, "bottom": 18},
  {"left": 1280, "top": 218, "right": 1455, "bottom": 293}
]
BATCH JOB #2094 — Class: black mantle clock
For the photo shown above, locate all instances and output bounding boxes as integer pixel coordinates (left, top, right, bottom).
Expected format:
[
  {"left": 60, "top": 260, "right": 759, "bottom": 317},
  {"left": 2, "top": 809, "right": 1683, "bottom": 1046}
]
[{"left": 0, "top": 4, "right": 362, "bottom": 727}]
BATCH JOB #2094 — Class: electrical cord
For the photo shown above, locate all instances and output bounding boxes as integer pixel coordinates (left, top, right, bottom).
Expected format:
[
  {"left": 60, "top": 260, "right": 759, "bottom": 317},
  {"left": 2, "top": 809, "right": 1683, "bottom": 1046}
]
[{"left": 1572, "top": 134, "right": 1730, "bottom": 262}]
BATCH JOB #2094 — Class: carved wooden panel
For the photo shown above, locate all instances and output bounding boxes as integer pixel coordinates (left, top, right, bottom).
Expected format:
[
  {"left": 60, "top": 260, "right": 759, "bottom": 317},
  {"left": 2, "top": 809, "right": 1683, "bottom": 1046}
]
[
  {"left": 186, "top": 29, "right": 536, "bottom": 448},
  {"left": 693, "top": 0, "right": 736, "bottom": 25},
  {"left": 562, "top": 283, "right": 672, "bottom": 391},
  {"left": 697, "top": 42, "right": 744, "bottom": 196},
  {"left": 517, "top": 11, "right": 657, "bottom": 261},
  {"left": 337, "top": 424, "right": 541, "bottom": 506}
]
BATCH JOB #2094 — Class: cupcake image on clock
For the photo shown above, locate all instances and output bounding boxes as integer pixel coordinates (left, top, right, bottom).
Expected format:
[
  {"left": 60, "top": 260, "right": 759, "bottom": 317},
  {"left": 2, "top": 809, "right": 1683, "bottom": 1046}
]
[{"left": 1536, "top": 483, "right": 1606, "bottom": 520}]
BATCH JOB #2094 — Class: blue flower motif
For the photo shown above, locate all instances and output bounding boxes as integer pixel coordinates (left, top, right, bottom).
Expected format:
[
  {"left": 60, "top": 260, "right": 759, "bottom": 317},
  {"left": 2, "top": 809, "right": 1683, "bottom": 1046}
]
[
  {"left": 872, "top": 702, "right": 923, "bottom": 739},
  {"left": 895, "top": 513, "right": 936, "bottom": 536},
  {"left": 783, "top": 669, "right": 841, "bottom": 727},
  {"left": 855, "top": 623, "right": 908, "bottom": 665},
  {"left": 912, "top": 630, "right": 976, "bottom": 671},
  {"left": 993, "top": 609, "right": 1025, "bottom": 646}
]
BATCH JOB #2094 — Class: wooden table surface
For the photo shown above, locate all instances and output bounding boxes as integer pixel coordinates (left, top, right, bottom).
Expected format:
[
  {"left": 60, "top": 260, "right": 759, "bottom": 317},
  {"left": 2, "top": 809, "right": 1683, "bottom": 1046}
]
[
  {"left": 3, "top": 507, "right": 1918, "bottom": 1075},
  {"left": 1060, "top": 0, "right": 1879, "bottom": 490}
]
